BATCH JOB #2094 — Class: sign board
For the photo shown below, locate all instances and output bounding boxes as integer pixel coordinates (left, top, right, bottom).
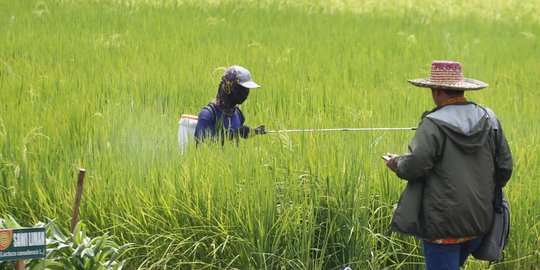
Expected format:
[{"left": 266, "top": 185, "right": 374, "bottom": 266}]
[{"left": 0, "top": 227, "right": 46, "bottom": 261}]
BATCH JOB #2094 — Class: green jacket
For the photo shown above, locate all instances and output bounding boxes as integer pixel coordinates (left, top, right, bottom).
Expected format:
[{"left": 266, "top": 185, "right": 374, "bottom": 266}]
[{"left": 390, "top": 103, "right": 513, "bottom": 239}]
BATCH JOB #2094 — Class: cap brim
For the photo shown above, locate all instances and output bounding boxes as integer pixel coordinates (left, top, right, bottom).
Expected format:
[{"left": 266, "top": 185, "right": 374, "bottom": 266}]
[
  {"left": 407, "top": 78, "right": 488, "bottom": 90},
  {"left": 239, "top": 81, "right": 261, "bottom": 89}
]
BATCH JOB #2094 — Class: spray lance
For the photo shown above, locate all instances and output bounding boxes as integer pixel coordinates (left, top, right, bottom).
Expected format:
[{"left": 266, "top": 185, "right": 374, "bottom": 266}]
[{"left": 253, "top": 126, "right": 417, "bottom": 134}]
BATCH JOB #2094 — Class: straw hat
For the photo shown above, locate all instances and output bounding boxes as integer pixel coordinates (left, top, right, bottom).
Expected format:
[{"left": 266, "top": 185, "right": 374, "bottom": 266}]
[{"left": 408, "top": 61, "right": 488, "bottom": 90}]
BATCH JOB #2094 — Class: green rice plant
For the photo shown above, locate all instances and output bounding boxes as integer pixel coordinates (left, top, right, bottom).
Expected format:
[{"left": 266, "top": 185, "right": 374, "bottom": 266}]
[
  {"left": 1, "top": 0, "right": 539, "bottom": 269},
  {"left": 38, "top": 220, "right": 131, "bottom": 270}
]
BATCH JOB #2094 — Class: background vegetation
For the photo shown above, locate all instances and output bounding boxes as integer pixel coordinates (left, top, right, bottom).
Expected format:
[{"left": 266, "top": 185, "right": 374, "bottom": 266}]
[{"left": 1, "top": 0, "right": 539, "bottom": 269}]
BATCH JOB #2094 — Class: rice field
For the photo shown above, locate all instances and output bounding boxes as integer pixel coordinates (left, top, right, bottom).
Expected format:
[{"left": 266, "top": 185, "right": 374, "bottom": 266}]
[{"left": 1, "top": 0, "right": 539, "bottom": 269}]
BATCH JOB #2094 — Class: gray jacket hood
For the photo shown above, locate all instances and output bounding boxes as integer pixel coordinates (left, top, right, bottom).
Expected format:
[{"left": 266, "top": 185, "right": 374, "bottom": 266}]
[{"left": 426, "top": 103, "right": 491, "bottom": 154}]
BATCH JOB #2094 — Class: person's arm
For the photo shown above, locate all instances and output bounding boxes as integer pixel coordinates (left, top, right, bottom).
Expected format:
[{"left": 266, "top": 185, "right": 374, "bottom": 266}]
[
  {"left": 238, "top": 125, "right": 266, "bottom": 138},
  {"left": 484, "top": 107, "right": 513, "bottom": 188},
  {"left": 194, "top": 108, "right": 215, "bottom": 145},
  {"left": 494, "top": 121, "right": 513, "bottom": 187},
  {"left": 236, "top": 109, "right": 265, "bottom": 139},
  {"left": 390, "top": 119, "right": 443, "bottom": 181}
]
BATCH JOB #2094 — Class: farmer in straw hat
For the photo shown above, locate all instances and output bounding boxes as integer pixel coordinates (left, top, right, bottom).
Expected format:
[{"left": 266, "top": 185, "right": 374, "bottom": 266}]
[
  {"left": 195, "top": 65, "right": 265, "bottom": 145},
  {"left": 385, "top": 61, "right": 513, "bottom": 269}
]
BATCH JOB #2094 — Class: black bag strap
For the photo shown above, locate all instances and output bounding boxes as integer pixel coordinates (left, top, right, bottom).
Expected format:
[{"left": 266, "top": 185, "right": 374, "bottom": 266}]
[
  {"left": 237, "top": 107, "right": 245, "bottom": 124},
  {"left": 203, "top": 103, "right": 225, "bottom": 144},
  {"left": 204, "top": 103, "right": 223, "bottom": 130},
  {"left": 480, "top": 106, "right": 504, "bottom": 211}
]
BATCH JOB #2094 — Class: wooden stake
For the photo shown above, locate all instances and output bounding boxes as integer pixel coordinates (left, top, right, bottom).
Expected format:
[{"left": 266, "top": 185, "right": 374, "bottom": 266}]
[
  {"left": 15, "top": 260, "right": 24, "bottom": 270},
  {"left": 70, "top": 168, "right": 86, "bottom": 234}
]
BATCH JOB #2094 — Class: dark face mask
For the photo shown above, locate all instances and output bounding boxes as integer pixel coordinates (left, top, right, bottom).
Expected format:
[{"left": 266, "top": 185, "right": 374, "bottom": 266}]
[{"left": 231, "top": 85, "right": 250, "bottom": 105}]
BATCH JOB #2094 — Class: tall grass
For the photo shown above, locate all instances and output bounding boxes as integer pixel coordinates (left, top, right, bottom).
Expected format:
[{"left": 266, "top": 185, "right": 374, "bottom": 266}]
[{"left": 1, "top": 0, "right": 539, "bottom": 269}]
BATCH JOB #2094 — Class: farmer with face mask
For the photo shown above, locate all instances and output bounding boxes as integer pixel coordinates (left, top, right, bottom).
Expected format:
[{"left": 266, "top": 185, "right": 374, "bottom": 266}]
[
  {"left": 195, "top": 65, "right": 265, "bottom": 145},
  {"left": 385, "top": 61, "right": 513, "bottom": 270}
]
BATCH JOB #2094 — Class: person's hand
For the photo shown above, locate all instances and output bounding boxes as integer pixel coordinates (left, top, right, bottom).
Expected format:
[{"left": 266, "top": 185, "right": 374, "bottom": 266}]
[
  {"left": 385, "top": 153, "right": 399, "bottom": 172},
  {"left": 254, "top": 125, "right": 266, "bottom": 135}
]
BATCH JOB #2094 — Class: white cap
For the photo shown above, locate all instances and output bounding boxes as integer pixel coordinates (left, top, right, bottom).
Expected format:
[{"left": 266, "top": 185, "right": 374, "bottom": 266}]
[{"left": 231, "top": 65, "right": 260, "bottom": 89}]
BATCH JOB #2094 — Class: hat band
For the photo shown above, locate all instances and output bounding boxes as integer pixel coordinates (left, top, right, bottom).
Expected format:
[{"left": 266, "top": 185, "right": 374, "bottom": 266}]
[{"left": 430, "top": 70, "right": 464, "bottom": 83}]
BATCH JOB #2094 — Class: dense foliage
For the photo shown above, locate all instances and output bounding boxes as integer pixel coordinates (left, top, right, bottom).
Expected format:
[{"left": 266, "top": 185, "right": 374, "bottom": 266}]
[
  {"left": 1, "top": 0, "right": 539, "bottom": 269},
  {"left": 0, "top": 216, "right": 130, "bottom": 270}
]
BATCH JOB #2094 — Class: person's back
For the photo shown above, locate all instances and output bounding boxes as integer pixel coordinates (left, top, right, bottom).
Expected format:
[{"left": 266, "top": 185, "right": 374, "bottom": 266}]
[{"left": 391, "top": 102, "right": 497, "bottom": 238}]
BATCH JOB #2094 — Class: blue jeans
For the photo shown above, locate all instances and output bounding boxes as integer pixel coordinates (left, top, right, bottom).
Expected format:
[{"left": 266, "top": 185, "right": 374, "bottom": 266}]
[{"left": 422, "top": 236, "right": 484, "bottom": 270}]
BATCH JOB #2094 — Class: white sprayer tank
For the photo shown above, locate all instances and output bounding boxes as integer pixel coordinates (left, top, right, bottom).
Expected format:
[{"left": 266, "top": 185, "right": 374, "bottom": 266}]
[{"left": 178, "top": 114, "right": 198, "bottom": 154}]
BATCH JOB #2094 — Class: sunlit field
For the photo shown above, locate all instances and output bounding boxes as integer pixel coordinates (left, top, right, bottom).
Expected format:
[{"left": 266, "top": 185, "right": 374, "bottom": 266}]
[{"left": 1, "top": 0, "right": 539, "bottom": 269}]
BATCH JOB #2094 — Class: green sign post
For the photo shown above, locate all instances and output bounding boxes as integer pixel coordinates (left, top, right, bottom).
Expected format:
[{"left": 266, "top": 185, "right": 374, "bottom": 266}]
[{"left": 0, "top": 227, "right": 46, "bottom": 261}]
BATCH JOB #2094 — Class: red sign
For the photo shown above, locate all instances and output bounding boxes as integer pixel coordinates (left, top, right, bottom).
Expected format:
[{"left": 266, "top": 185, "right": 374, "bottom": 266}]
[{"left": 0, "top": 230, "right": 13, "bottom": 251}]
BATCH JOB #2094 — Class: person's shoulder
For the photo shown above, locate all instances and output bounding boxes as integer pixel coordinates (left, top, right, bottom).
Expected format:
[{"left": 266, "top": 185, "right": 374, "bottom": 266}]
[
  {"left": 198, "top": 104, "right": 216, "bottom": 121},
  {"left": 236, "top": 107, "right": 245, "bottom": 121},
  {"left": 417, "top": 116, "right": 437, "bottom": 129},
  {"left": 478, "top": 105, "right": 498, "bottom": 119},
  {"left": 477, "top": 105, "right": 500, "bottom": 130}
]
